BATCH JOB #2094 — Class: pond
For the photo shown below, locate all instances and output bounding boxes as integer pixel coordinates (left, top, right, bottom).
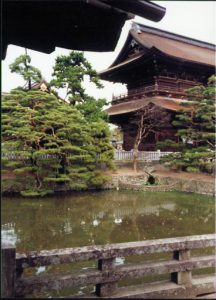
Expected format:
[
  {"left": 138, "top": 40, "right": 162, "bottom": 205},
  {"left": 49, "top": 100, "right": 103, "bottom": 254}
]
[{"left": 1, "top": 190, "right": 215, "bottom": 297}]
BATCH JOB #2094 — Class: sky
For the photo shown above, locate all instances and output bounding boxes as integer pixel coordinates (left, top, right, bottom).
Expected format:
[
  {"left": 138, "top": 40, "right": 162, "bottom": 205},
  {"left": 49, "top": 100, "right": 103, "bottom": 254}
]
[{"left": 2, "top": 1, "right": 216, "bottom": 102}]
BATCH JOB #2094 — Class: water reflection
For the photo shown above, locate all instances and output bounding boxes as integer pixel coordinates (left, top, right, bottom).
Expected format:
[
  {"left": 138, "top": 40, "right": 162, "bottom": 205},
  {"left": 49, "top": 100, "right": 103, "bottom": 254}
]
[
  {"left": 1, "top": 191, "right": 214, "bottom": 252},
  {"left": 114, "top": 218, "right": 122, "bottom": 224}
]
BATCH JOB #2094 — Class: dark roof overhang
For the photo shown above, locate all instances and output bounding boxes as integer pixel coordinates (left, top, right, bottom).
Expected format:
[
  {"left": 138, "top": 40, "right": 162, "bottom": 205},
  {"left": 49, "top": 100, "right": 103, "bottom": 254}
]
[{"left": 2, "top": 0, "right": 166, "bottom": 59}]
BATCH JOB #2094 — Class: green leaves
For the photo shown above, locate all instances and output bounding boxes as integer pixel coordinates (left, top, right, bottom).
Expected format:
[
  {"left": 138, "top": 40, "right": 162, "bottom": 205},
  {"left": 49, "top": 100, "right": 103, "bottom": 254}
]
[
  {"left": 51, "top": 51, "right": 103, "bottom": 105},
  {"left": 159, "top": 76, "right": 216, "bottom": 174},
  {"left": 4, "top": 50, "right": 113, "bottom": 196},
  {"left": 9, "top": 54, "right": 42, "bottom": 90},
  {"left": 2, "top": 89, "right": 113, "bottom": 196}
]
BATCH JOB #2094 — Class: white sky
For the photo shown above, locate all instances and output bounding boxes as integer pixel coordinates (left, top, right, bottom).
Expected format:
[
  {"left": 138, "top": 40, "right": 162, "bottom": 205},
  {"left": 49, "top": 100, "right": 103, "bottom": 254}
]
[{"left": 2, "top": 1, "right": 216, "bottom": 102}]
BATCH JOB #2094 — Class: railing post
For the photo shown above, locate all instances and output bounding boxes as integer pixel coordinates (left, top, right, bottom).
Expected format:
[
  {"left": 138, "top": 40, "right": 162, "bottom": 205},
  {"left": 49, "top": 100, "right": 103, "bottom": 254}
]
[
  {"left": 1, "top": 243, "right": 16, "bottom": 298},
  {"left": 95, "top": 258, "right": 117, "bottom": 297},
  {"left": 171, "top": 249, "right": 192, "bottom": 286}
]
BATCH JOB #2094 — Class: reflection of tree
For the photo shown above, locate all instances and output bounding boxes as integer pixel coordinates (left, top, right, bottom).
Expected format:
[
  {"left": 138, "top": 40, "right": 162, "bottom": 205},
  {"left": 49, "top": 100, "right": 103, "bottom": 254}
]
[{"left": 1, "top": 191, "right": 214, "bottom": 253}]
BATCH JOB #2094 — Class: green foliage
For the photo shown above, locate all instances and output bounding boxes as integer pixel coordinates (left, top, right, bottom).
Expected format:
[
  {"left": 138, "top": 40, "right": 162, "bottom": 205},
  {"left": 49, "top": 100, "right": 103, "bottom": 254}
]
[
  {"left": 76, "top": 96, "right": 108, "bottom": 122},
  {"left": 159, "top": 76, "right": 216, "bottom": 174},
  {"left": 9, "top": 54, "right": 42, "bottom": 90},
  {"left": 186, "top": 167, "right": 199, "bottom": 173},
  {"left": 50, "top": 51, "right": 103, "bottom": 105},
  {"left": 2, "top": 90, "right": 113, "bottom": 196}
]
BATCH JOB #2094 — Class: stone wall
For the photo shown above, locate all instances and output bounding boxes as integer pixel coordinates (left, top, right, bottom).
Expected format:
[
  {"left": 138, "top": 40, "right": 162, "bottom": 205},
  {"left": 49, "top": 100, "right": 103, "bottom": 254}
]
[{"left": 104, "top": 174, "right": 215, "bottom": 196}]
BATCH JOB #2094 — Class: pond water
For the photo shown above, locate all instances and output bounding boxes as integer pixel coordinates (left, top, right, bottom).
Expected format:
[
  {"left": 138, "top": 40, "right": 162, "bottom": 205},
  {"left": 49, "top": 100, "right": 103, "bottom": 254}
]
[{"left": 1, "top": 190, "right": 215, "bottom": 297}]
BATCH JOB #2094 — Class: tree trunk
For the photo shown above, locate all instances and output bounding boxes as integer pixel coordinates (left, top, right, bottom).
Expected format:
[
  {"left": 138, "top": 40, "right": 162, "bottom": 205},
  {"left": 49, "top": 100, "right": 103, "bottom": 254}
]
[
  {"left": 28, "top": 78, "right": 31, "bottom": 90},
  {"left": 133, "top": 144, "right": 139, "bottom": 172},
  {"left": 133, "top": 115, "right": 144, "bottom": 172},
  {"left": 133, "top": 130, "right": 142, "bottom": 172}
]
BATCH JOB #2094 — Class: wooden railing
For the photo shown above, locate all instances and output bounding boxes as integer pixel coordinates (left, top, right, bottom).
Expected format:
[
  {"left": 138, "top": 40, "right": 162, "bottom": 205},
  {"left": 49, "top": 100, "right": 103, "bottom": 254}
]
[
  {"left": 2, "top": 234, "right": 215, "bottom": 298},
  {"left": 112, "top": 83, "right": 202, "bottom": 103},
  {"left": 112, "top": 84, "right": 187, "bottom": 102},
  {"left": 114, "top": 150, "right": 174, "bottom": 161}
]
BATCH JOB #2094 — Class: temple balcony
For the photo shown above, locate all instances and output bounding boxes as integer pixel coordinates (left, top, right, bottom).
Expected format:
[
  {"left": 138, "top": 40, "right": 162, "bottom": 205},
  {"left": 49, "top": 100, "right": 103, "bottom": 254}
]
[{"left": 112, "top": 77, "right": 202, "bottom": 104}]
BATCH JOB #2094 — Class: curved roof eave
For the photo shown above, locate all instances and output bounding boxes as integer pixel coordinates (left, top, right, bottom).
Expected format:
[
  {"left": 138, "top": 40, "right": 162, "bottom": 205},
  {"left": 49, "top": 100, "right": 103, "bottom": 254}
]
[
  {"left": 100, "top": 23, "right": 215, "bottom": 80},
  {"left": 100, "top": 39, "right": 215, "bottom": 80},
  {"left": 99, "top": 53, "right": 145, "bottom": 78},
  {"left": 130, "top": 26, "right": 215, "bottom": 66},
  {"left": 132, "top": 22, "right": 215, "bottom": 50},
  {"left": 106, "top": 97, "right": 194, "bottom": 116}
]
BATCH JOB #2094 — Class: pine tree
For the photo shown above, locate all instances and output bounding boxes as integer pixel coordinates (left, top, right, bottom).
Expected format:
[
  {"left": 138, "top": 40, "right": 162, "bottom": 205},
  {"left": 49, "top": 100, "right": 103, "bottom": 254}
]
[
  {"left": 50, "top": 51, "right": 103, "bottom": 105},
  {"left": 9, "top": 51, "right": 42, "bottom": 90},
  {"left": 76, "top": 96, "right": 108, "bottom": 122},
  {"left": 158, "top": 76, "right": 215, "bottom": 174},
  {"left": 2, "top": 90, "right": 113, "bottom": 196}
]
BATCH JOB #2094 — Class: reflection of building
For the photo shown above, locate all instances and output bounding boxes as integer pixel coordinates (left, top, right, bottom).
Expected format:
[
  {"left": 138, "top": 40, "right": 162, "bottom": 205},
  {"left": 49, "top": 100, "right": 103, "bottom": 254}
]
[
  {"left": 91, "top": 202, "right": 176, "bottom": 221},
  {"left": 100, "top": 23, "right": 215, "bottom": 151},
  {"left": 113, "top": 203, "right": 176, "bottom": 219}
]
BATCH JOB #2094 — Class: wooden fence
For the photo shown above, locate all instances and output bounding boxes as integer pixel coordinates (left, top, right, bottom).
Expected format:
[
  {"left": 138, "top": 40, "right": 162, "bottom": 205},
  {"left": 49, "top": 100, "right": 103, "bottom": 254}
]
[
  {"left": 2, "top": 234, "right": 215, "bottom": 298},
  {"left": 114, "top": 150, "right": 174, "bottom": 161}
]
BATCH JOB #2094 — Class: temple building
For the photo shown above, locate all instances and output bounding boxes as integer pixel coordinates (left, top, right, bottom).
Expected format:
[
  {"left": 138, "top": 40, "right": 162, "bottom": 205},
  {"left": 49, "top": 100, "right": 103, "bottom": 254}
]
[{"left": 100, "top": 23, "right": 215, "bottom": 151}]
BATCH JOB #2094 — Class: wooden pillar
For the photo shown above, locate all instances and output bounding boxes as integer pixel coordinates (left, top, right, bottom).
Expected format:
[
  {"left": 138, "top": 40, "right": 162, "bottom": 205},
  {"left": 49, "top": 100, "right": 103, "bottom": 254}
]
[
  {"left": 1, "top": 243, "right": 16, "bottom": 298},
  {"left": 95, "top": 258, "right": 117, "bottom": 297},
  {"left": 171, "top": 249, "right": 192, "bottom": 286}
]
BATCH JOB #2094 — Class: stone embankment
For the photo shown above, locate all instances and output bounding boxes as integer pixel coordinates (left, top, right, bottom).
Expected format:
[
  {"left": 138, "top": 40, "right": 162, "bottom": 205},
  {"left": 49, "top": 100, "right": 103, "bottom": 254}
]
[{"left": 104, "top": 174, "right": 215, "bottom": 196}]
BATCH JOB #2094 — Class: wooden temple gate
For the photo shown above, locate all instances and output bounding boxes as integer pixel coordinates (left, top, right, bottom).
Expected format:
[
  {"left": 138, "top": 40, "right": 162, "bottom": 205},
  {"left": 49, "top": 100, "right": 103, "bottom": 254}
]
[{"left": 2, "top": 234, "right": 215, "bottom": 298}]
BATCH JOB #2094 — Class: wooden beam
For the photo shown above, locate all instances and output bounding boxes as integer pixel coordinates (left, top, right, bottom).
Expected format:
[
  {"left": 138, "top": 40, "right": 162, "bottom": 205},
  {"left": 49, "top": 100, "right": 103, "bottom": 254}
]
[
  {"left": 15, "top": 255, "right": 215, "bottom": 296},
  {"left": 16, "top": 234, "right": 215, "bottom": 268}
]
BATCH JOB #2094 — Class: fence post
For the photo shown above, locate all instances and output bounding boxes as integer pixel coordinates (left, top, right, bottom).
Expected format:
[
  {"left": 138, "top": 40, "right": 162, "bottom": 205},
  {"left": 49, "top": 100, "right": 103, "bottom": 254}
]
[
  {"left": 95, "top": 258, "right": 117, "bottom": 297},
  {"left": 1, "top": 243, "right": 16, "bottom": 298},
  {"left": 171, "top": 249, "right": 192, "bottom": 286}
]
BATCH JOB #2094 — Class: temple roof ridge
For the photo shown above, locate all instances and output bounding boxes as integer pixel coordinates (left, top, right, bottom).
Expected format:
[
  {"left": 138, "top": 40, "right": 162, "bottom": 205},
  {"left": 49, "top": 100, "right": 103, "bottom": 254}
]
[{"left": 132, "top": 22, "right": 215, "bottom": 50}]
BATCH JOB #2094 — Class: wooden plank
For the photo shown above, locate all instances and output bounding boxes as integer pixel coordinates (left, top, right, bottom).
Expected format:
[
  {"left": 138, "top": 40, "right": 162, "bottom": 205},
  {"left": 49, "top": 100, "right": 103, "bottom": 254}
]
[
  {"left": 196, "top": 293, "right": 216, "bottom": 299},
  {"left": 75, "top": 275, "right": 216, "bottom": 299},
  {"left": 15, "top": 268, "right": 102, "bottom": 297},
  {"left": 15, "top": 256, "right": 215, "bottom": 296},
  {"left": 16, "top": 234, "right": 215, "bottom": 268},
  {"left": 111, "top": 276, "right": 216, "bottom": 299},
  {"left": 1, "top": 243, "right": 16, "bottom": 298},
  {"left": 116, "top": 255, "right": 214, "bottom": 280},
  {"left": 96, "top": 258, "right": 117, "bottom": 297},
  {"left": 171, "top": 249, "right": 192, "bottom": 285}
]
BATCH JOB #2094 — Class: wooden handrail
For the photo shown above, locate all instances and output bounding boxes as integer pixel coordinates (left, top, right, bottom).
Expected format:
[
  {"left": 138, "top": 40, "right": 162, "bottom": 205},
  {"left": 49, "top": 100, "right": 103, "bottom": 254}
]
[
  {"left": 2, "top": 234, "right": 215, "bottom": 298},
  {"left": 112, "top": 84, "right": 202, "bottom": 102},
  {"left": 15, "top": 234, "right": 215, "bottom": 268}
]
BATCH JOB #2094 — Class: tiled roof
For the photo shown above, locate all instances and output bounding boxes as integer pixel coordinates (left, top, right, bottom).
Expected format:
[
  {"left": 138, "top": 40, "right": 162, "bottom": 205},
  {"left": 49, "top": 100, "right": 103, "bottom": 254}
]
[
  {"left": 131, "top": 25, "right": 215, "bottom": 66},
  {"left": 100, "top": 24, "right": 215, "bottom": 78}
]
